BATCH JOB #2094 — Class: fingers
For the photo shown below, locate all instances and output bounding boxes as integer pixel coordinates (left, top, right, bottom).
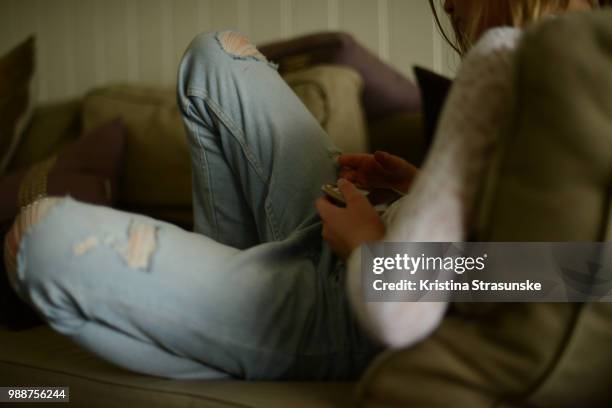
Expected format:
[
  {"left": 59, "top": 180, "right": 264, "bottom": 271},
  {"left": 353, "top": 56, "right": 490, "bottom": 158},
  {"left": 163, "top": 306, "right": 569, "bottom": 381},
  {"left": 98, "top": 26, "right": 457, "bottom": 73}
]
[
  {"left": 315, "top": 196, "right": 340, "bottom": 221},
  {"left": 339, "top": 170, "right": 369, "bottom": 187},
  {"left": 338, "top": 168, "right": 358, "bottom": 183},
  {"left": 338, "top": 153, "right": 381, "bottom": 189},
  {"left": 374, "top": 151, "right": 405, "bottom": 171},
  {"left": 316, "top": 197, "right": 342, "bottom": 245},
  {"left": 337, "top": 154, "right": 371, "bottom": 168},
  {"left": 337, "top": 179, "right": 367, "bottom": 206}
]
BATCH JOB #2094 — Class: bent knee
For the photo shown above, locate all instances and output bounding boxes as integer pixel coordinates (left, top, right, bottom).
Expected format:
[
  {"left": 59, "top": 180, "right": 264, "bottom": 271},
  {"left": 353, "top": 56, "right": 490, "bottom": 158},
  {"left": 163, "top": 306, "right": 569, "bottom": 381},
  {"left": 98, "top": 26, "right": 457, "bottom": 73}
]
[
  {"left": 177, "top": 30, "right": 273, "bottom": 117},
  {"left": 216, "top": 31, "right": 267, "bottom": 61},
  {"left": 180, "top": 31, "right": 270, "bottom": 80},
  {"left": 4, "top": 197, "right": 66, "bottom": 289}
]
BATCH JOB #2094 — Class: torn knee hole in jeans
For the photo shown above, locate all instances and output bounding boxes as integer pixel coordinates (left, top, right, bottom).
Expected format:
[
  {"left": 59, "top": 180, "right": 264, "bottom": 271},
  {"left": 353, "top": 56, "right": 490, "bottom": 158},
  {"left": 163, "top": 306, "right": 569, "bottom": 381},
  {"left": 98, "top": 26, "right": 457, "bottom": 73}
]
[
  {"left": 216, "top": 31, "right": 268, "bottom": 62},
  {"left": 72, "top": 221, "right": 158, "bottom": 271},
  {"left": 4, "top": 197, "right": 63, "bottom": 287}
]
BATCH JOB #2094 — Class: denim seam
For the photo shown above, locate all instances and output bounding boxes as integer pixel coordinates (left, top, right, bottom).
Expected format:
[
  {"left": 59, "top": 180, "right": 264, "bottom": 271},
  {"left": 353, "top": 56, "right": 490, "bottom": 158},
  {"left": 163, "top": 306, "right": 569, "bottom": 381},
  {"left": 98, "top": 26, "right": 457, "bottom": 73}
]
[
  {"left": 186, "top": 88, "right": 283, "bottom": 241},
  {"left": 187, "top": 87, "right": 266, "bottom": 183},
  {"left": 186, "top": 112, "right": 220, "bottom": 240},
  {"left": 264, "top": 199, "right": 281, "bottom": 241}
]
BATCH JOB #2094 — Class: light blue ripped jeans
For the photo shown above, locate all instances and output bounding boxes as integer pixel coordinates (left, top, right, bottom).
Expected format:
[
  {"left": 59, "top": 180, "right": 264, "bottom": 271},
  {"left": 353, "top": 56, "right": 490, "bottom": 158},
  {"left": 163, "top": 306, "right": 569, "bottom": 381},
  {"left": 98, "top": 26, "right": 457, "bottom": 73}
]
[{"left": 9, "top": 31, "right": 381, "bottom": 380}]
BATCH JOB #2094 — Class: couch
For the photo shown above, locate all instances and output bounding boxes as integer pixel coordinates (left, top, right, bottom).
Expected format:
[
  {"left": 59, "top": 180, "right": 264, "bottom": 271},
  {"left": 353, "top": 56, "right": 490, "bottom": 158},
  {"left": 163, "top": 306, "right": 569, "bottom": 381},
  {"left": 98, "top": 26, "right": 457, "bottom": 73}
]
[{"left": 1, "top": 10, "right": 612, "bottom": 407}]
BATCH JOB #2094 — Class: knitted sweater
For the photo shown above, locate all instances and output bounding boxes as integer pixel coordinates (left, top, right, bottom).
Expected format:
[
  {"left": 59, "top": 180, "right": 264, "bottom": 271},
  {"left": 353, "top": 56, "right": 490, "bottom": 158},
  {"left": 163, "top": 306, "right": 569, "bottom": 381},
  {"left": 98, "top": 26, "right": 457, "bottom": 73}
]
[{"left": 346, "top": 28, "right": 523, "bottom": 348}]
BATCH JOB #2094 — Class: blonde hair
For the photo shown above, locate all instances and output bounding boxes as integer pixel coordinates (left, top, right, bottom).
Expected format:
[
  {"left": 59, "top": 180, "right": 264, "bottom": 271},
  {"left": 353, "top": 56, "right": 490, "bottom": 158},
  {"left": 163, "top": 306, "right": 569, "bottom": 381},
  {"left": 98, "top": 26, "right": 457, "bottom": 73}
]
[{"left": 430, "top": 0, "right": 600, "bottom": 55}]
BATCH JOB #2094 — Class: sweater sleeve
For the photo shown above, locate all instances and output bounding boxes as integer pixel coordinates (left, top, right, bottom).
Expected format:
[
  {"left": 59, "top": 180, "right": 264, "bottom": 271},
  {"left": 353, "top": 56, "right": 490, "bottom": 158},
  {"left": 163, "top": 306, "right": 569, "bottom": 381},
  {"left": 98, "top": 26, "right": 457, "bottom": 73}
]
[{"left": 345, "top": 28, "right": 522, "bottom": 349}]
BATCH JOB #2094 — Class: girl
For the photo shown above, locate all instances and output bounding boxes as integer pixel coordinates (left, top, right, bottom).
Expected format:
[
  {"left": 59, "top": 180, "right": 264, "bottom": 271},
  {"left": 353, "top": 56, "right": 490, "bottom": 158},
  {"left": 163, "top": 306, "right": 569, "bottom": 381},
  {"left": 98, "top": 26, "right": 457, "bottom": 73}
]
[
  {"left": 336, "top": 0, "right": 598, "bottom": 348},
  {"left": 3, "top": 0, "right": 598, "bottom": 380}
]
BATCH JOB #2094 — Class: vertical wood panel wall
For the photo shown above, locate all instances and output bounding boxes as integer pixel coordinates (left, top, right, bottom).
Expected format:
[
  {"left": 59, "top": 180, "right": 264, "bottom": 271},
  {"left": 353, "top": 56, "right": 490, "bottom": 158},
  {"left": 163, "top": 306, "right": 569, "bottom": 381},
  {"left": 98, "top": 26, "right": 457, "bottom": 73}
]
[{"left": 0, "top": 0, "right": 457, "bottom": 104}]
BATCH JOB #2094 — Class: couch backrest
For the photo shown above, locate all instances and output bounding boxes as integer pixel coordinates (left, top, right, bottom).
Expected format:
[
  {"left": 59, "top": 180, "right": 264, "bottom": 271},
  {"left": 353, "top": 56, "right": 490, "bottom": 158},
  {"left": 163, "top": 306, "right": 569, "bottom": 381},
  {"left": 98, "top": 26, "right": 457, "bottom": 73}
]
[
  {"left": 471, "top": 9, "right": 612, "bottom": 406},
  {"left": 474, "top": 10, "right": 612, "bottom": 243}
]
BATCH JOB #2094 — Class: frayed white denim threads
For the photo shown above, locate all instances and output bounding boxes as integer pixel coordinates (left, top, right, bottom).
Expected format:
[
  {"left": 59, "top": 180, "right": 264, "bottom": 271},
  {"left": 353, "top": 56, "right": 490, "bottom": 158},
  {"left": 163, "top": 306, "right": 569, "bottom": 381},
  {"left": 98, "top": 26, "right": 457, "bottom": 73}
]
[
  {"left": 215, "top": 30, "right": 278, "bottom": 70},
  {"left": 4, "top": 197, "right": 63, "bottom": 291}
]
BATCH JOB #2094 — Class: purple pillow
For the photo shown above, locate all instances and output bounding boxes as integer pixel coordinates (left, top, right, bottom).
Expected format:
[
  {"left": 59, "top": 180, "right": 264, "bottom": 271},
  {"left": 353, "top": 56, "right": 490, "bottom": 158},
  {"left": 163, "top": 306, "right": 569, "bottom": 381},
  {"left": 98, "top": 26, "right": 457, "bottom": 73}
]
[
  {"left": 414, "top": 66, "right": 453, "bottom": 150},
  {"left": 0, "top": 118, "right": 125, "bottom": 225},
  {"left": 260, "top": 32, "right": 421, "bottom": 120}
]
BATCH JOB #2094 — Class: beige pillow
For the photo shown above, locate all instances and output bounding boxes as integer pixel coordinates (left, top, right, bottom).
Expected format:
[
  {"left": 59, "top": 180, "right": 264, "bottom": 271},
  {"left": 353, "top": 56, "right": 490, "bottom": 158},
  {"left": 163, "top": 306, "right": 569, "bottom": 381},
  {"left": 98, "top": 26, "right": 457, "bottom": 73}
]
[
  {"left": 284, "top": 64, "right": 368, "bottom": 153},
  {"left": 82, "top": 86, "right": 191, "bottom": 214}
]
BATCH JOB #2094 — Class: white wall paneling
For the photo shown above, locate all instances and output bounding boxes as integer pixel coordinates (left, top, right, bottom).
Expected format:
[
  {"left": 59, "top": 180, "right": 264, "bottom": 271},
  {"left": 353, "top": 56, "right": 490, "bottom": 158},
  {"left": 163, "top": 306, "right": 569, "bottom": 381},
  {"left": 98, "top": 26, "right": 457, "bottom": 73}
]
[
  {"left": 338, "top": 0, "right": 379, "bottom": 58},
  {"left": 0, "top": 0, "right": 456, "bottom": 104},
  {"left": 389, "top": 0, "right": 433, "bottom": 80},
  {"left": 432, "top": 0, "right": 460, "bottom": 76},
  {"left": 293, "top": 0, "right": 328, "bottom": 35}
]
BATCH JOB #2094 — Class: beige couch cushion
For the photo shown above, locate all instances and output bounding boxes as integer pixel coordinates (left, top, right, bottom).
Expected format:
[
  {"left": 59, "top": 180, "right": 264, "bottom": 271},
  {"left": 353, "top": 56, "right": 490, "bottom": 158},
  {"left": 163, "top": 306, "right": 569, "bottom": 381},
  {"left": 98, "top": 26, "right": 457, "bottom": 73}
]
[
  {"left": 82, "top": 86, "right": 192, "bottom": 225},
  {"left": 81, "top": 65, "right": 367, "bottom": 228},
  {"left": 0, "top": 326, "right": 353, "bottom": 408},
  {"left": 475, "top": 10, "right": 612, "bottom": 407},
  {"left": 284, "top": 64, "right": 368, "bottom": 154},
  {"left": 357, "top": 10, "right": 612, "bottom": 407}
]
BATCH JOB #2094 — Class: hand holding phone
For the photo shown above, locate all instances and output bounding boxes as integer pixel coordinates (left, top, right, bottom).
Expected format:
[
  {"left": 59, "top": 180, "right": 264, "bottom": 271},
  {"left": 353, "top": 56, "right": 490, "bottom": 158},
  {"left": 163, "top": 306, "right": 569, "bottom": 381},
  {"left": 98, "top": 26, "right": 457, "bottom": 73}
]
[{"left": 321, "top": 183, "right": 370, "bottom": 207}]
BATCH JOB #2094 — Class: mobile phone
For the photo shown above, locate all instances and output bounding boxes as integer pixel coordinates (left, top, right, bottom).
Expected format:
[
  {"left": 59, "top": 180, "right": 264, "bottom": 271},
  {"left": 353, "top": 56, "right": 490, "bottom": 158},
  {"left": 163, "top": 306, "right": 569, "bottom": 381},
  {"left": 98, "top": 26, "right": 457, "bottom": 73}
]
[
  {"left": 321, "top": 184, "right": 346, "bottom": 206},
  {"left": 321, "top": 183, "right": 370, "bottom": 206}
]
